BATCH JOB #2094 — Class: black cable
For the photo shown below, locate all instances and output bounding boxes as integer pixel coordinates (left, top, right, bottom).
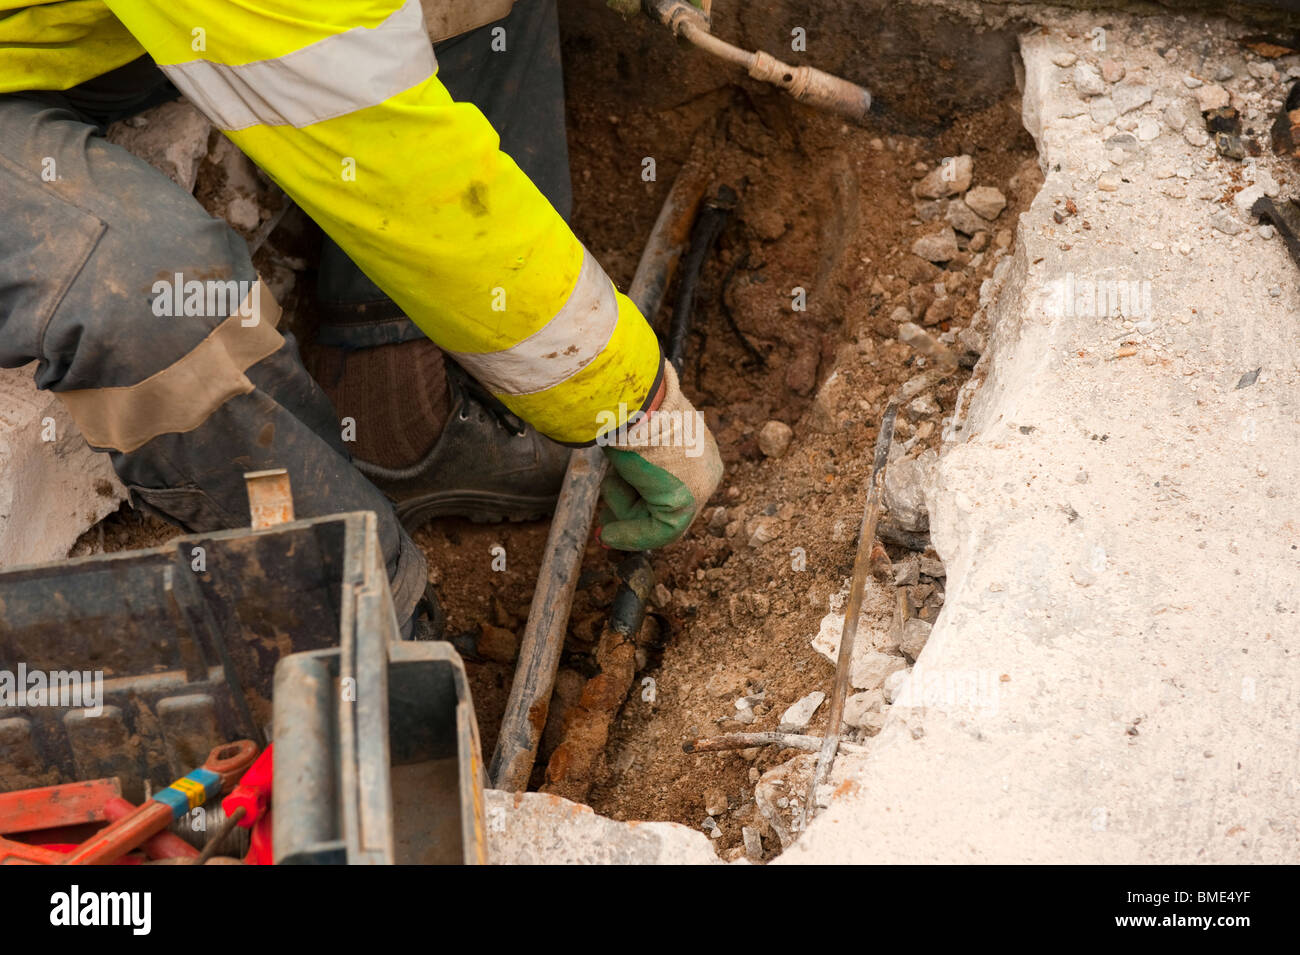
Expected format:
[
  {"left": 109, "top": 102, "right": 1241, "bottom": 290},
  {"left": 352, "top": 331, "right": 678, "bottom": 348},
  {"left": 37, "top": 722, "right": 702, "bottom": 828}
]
[{"left": 666, "top": 184, "right": 738, "bottom": 370}]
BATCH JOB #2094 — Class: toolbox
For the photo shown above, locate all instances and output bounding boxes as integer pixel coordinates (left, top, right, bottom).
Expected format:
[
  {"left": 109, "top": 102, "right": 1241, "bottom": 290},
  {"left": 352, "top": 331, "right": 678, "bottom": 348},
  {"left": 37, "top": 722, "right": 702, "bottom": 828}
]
[{"left": 0, "top": 510, "right": 485, "bottom": 864}]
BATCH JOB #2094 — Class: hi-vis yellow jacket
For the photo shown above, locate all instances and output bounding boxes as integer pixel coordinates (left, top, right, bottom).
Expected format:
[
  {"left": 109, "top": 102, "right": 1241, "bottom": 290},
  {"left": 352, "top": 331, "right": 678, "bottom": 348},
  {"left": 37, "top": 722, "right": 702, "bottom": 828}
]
[{"left": 0, "top": 0, "right": 663, "bottom": 444}]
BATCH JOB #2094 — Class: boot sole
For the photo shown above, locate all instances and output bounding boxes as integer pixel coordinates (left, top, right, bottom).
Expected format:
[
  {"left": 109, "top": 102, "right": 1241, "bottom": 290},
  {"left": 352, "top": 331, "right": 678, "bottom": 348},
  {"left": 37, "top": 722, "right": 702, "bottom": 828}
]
[{"left": 396, "top": 491, "right": 560, "bottom": 532}]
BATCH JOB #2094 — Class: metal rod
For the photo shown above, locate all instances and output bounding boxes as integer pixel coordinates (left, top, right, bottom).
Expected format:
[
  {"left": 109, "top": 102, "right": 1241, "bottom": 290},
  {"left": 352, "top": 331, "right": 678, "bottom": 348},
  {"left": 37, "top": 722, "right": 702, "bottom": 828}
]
[
  {"left": 488, "top": 446, "right": 605, "bottom": 791},
  {"left": 683, "top": 731, "right": 822, "bottom": 754},
  {"left": 193, "top": 806, "right": 245, "bottom": 864},
  {"left": 628, "top": 160, "right": 713, "bottom": 322},
  {"left": 798, "top": 402, "right": 898, "bottom": 833}
]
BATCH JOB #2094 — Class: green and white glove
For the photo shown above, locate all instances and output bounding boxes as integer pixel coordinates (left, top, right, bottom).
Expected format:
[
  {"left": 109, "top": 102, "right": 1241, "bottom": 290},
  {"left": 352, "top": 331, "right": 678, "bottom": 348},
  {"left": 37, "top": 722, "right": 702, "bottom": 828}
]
[{"left": 598, "top": 362, "right": 724, "bottom": 550}]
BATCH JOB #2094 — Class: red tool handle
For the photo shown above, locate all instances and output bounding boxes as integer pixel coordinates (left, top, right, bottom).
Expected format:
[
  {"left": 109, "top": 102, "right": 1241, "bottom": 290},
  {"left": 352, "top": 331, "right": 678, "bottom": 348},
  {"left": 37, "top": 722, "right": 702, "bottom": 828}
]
[
  {"left": 103, "top": 797, "right": 199, "bottom": 861},
  {"left": 0, "top": 835, "right": 69, "bottom": 865},
  {"left": 59, "top": 801, "right": 173, "bottom": 865},
  {"left": 61, "top": 768, "right": 222, "bottom": 865},
  {"left": 223, "top": 743, "right": 273, "bottom": 827}
]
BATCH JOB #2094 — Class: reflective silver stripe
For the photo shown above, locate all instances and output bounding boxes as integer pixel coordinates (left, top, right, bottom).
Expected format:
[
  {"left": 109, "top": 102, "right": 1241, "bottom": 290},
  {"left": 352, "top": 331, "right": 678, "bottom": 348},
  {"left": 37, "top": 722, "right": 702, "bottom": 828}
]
[
  {"left": 159, "top": 0, "right": 435, "bottom": 131},
  {"left": 449, "top": 249, "right": 621, "bottom": 396}
]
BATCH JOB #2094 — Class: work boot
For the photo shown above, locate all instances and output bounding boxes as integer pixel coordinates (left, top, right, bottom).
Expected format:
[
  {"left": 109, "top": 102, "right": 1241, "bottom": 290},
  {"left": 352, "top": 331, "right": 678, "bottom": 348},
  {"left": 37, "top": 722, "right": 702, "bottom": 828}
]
[
  {"left": 368, "top": 361, "right": 571, "bottom": 529},
  {"left": 304, "top": 338, "right": 570, "bottom": 530}
]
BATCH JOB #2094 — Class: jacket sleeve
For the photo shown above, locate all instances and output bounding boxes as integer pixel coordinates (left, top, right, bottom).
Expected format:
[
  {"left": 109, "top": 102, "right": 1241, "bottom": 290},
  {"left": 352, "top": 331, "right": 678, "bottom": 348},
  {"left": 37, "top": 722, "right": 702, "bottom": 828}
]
[{"left": 102, "top": 0, "right": 663, "bottom": 444}]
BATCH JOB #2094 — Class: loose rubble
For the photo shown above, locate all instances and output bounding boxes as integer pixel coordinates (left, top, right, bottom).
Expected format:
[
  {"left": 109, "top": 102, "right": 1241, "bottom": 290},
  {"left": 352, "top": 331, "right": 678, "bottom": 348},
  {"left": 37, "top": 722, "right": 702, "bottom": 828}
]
[
  {"left": 778, "top": 691, "right": 826, "bottom": 732},
  {"left": 757, "top": 420, "right": 794, "bottom": 458}
]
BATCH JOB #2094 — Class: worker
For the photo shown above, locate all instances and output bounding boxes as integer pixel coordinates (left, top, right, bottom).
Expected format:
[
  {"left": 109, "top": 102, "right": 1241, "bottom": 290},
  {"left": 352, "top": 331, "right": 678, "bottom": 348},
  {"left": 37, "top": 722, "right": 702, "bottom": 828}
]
[{"left": 0, "top": 1, "right": 723, "bottom": 636}]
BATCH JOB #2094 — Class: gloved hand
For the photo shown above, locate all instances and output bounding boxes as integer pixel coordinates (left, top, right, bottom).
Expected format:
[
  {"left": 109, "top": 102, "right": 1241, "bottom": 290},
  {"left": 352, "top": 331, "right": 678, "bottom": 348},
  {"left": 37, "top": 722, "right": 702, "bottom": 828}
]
[{"left": 598, "top": 362, "right": 723, "bottom": 550}]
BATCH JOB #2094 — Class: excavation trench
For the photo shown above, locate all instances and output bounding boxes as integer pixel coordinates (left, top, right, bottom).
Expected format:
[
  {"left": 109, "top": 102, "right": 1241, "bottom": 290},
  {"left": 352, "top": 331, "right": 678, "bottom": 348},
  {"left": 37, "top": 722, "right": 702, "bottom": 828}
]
[
  {"left": 416, "top": 0, "right": 1042, "bottom": 860},
  {"left": 71, "top": 1, "right": 1043, "bottom": 861}
]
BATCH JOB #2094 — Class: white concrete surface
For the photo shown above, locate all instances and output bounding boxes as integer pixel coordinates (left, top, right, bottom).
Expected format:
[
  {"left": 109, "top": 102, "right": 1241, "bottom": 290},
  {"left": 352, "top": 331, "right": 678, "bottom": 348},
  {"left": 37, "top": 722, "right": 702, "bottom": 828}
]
[
  {"left": 485, "top": 790, "right": 723, "bottom": 864},
  {"left": 784, "top": 8, "right": 1300, "bottom": 863},
  {"left": 0, "top": 366, "right": 124, "bottom": 567}
]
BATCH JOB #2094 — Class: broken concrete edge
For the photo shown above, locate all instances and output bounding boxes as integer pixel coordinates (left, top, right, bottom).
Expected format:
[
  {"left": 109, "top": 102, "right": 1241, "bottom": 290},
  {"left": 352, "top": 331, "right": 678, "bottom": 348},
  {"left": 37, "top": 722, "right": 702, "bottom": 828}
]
[
  {"left": 784, "top": 4, "right": 1300, "bottom": 863},
  {"left": 484, "top": 789, "right": 730, "bottom": 865},
  {"left": 0, "top": 366, "right": 125, "bottom": 568},
  {"left": 922, "top": 0, "right": 1300, "bottom": 33},
  {"left": 775, "top": 10, "right": 1080, "bottom": 855},
  {"left": 776, "top": 15, "right": 1084, "bottom": 863}
]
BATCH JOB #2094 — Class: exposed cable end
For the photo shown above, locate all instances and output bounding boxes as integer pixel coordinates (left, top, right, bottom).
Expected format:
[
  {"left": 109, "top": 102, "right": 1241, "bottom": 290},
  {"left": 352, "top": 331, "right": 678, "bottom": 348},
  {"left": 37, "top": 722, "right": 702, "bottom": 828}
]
[{"left": 750, "top": 53, "right": 873, "bottom": 123}]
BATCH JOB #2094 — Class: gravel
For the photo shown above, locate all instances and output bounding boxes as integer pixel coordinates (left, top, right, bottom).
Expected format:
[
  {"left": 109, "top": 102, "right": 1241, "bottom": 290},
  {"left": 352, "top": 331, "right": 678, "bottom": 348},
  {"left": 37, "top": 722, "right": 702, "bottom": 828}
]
[
  {"left": 1089, "top": 97, "right": 1118, "bottom": 125},
  {"left": 883, "top": 448, "right": 936, "bottom": 533},
  {"left": 911, "top": 227, "right": 960, "bottom": 263},
  {"left": 1101, "top": 60, "right": 1126, "bottom": 84},
  {"left": 1113, "top": 83, "right": 1154, "bottom": 114},
  {"left": 757, "top": 420, "right": 794, "bottom": 458},
  {"left": 945, "top": 198, "right": 985, "bottom": 235},
  {"left": 899, "top": 617, "right": 933, "bottom": 661},
  {"left": 1210, "top": 210, "right": 1244, "bottom": 235},
  {"left": 964, "top": 185, "right": 1007, "bottom": 220},
  {"left": 1194, "top": 84, "right": 1230, "bottom": 111},
  {"left": 843, "top": 689, "right": 885, "bottom": 729},
  {"left": 1073, "top": 62, "right": 1106, "bottom": 97},
  {"left": 912, "top": 155, "right": 973, "bottom": 199},
  {"left": 778, "top": 691, "right": 826, "bottom": 732}
]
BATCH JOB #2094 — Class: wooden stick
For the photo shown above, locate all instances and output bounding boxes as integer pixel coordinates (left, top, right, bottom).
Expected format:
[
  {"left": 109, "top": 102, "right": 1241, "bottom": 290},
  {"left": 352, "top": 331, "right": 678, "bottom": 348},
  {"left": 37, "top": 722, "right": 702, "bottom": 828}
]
[
  {"left": 799, "top": 403, "right": 898, "bottom": 833},
  {"left": 683, "top": 732, "right": 822, "bottom": 754}
]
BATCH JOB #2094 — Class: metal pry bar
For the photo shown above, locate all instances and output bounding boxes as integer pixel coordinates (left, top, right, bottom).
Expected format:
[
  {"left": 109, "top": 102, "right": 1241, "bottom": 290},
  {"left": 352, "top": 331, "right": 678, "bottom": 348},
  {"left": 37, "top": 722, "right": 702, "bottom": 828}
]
[{"left": 798, "top": 401, "right": 899, "bottom": 833}]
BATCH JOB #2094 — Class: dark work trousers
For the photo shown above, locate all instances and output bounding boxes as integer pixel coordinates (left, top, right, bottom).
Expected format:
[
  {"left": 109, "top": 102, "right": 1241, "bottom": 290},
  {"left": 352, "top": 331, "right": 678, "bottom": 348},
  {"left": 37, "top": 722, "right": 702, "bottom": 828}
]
[{"left": 0, "top": 0, "right": 571, "bottom": 626}]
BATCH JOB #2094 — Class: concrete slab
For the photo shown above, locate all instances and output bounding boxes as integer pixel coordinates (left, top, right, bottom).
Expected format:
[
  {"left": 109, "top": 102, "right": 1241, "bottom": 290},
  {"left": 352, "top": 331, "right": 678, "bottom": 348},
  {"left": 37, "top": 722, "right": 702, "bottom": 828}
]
[
  {"left": 0, "top": 366, "right": 124, "bottom": 567},
  {"left": 784, "top": 7, "right": 1300, "bottom": 864},
  {"left": 485, "top": 790, "right": 723, "bottom": 864}
]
